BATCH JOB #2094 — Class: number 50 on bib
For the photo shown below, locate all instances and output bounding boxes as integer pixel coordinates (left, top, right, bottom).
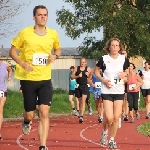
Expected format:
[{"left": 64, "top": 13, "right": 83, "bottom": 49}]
[{"left": 32, "top": 53, "right": 49, "bottom": 66}]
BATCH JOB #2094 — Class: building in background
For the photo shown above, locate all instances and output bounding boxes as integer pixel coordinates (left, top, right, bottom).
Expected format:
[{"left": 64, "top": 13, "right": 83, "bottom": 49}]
[{"left": 0, "top": 46, "right": 96, "bottom": 91}]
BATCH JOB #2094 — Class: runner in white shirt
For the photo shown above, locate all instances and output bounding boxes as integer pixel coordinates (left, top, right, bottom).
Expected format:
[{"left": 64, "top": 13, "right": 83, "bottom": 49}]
[
  {"left": 95, "top": 38, "right": 129, "bottom": 149},
  {"left": 140, "top": 61, "right": 150, "bottom": 119}
]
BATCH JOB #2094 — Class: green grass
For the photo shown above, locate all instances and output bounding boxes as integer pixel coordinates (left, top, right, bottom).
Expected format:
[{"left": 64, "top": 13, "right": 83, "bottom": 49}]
[
  {"left": 137, "top": 122, "right": 150, "bottom": 137},
  {"left": 3, "top": 89, "right": 145, "bottom": 118},
  {"left": 4, "top": 90, "right": 24, "bottom": 118}
]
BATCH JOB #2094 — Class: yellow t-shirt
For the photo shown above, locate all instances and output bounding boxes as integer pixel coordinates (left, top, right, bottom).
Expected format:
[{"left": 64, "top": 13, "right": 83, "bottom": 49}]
[{"left": 11, "top": 26, "right": 61, "bottom": 81}]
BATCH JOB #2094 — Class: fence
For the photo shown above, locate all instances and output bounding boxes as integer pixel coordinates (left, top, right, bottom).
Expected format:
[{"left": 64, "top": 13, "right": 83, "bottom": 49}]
[{"left": 6, "top": 58, "right": 96, "bottom": 91}]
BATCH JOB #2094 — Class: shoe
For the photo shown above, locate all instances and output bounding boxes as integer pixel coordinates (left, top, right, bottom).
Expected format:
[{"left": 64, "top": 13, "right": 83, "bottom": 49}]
[
  {"left": 39, "top": 146, "right": 48, "bottom": 150},
  {"left": 118, "top": 118, "right": 121, "bottom": 128},
  {"left": 75, "top": 111, "right": 79, "bottom": 117},
  {"left": 136, "top": 112, "right": 140, "bottom": 120},
  {"left": 130, "top": 118, "right": 134, "bottom": 123},
  {"left": 79, "top": 116, "right": 83, "bottom": 123},
  {"left": 109, "top": 140, "right": 118, "bottom": 149},
  {"left": 72, "top": 110, "right": 77, "bottom": 116},
  {"left": 22, "top": 122, "right": 31, "bottom": 135},
  {"left": 146, "top": 114, "right": 149, "bottom": 119},
  {"left": 123, "top": 115, "right": 128, "bottom": 121},
  {"left": 100, "top": 133, "right": 108, "bottom": 147},
  {"left": 122, "top": 113, "right": 125, "bottom": 120},
  {"left": 146, "top": 112, "right": 150, "bottom": 119},
  {"left": 98, "top": 116, "right": 103, "bottom": 124},
  {"left": 88, "top": 107, "right": 92, "bottom": 115}
]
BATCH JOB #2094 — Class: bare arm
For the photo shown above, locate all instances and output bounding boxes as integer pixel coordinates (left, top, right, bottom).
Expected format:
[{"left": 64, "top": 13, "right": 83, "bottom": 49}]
[
  {"left": 70, "top": 67, "right": 79, "bottom": 79},
  {"left": 6, "top": 65, "right": 12, "bottom": 81},
  {"left": 54, "top": 48, "right": 61, "bottom": 57},
  {"left": 9, "top": 45, "right": 33, "bottom": 72},
  {"left": 48, "top": 48, "right": 61, "bottom": 63},
  {"left": 132, "top": 74, "right": 143, "bottom": 90},
  {"left": 87, "top": 70, "right": 94, "bottom": 86},
  {"left": 95, "top": 66, "right": 105, "bottom": 82},
  {"left": 9, "top": 45, "right": 24, "bottom": 67},
  {"left": 137, "top": 74, "right": 144, "bottom": 87}
]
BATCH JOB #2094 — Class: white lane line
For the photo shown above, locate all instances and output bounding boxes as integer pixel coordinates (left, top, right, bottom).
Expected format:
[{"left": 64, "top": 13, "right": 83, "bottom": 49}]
[
  {"left": 3, "top": 123, "right": 21, "bottom": 127},
  {"left": 80, "top": 124, "right": 101, "bottom": 146},
  {"left": 16, "top": 129, "right": 36, "bottom": 150}
]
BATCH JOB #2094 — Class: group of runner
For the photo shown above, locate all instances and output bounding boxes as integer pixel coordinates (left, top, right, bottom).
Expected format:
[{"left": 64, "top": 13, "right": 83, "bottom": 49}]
[
  {"left": 68, "top": 38, "right": 150, "bottom": 149},
  {"left": 68, "top": 61, "right": 103, "bottom": 123},
  {"left": 0, "top": 4, "right": 150, "bottom": 150}
]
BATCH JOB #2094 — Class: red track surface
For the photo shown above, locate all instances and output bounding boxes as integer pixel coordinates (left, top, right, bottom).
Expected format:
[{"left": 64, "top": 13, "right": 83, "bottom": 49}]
[{"left": 0, "top": 112, "right": 150, "bottom": 150}]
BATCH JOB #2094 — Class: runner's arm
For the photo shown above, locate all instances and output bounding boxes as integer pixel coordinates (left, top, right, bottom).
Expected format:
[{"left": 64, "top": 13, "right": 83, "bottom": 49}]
[
  {"left": 9, "top": 45, "right": 25, "bottom": 67},
  {"left": 54, "top": 48, "right": 61, "bottom": 58},
  {"left": 6, "top": 65, "right": 12, "bottom": 80},
  {"left": 136, "top": 74, "right": 144, "bottom": 87},
  {"left": 70, "top": 66, "right": 79, "bottom": 79},
  {"left": 87, "top": 70, "right": 94, "bottom": 86}
]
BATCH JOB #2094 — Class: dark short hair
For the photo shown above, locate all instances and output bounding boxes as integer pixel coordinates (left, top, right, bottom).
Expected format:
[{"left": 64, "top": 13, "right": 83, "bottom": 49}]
[
  {"left": 33, "top": 5, "right": 48, "bottom": 16},
  {"left": 70, "top": 66, "right": 74, "bottom": 69},
  {"left": 130, "top": 63, "right": 136, "bottom": 69},
  {"left": 145, "top": 61, "right": 150, "bottom": 65}
]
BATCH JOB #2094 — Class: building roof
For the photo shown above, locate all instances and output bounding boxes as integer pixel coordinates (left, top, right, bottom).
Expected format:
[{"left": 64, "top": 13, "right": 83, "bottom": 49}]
[{"left": 0, "top": 47, "right": 80, "bottom": 57}]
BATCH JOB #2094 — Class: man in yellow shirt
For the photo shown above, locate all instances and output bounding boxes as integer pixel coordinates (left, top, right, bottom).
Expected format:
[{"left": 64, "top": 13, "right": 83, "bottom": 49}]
[{"left": 9, "top": 5, "right": 61, "bottom": 150}]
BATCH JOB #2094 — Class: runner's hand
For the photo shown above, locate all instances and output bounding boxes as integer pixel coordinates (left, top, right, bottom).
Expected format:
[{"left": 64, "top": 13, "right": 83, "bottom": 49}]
[
  {"left": 22, "top": 62, "right": 33, "bottom": 72},
  {"left": 78, "top": 72, "right": 82, "bottom": 77},
  {"left": 102, "top": 79, "right": 112, "bottom": 88},
  {"left": 48, "top": 54, "right": 56, "bottom": 63},
  {"left": 7, "top": 77, "right": 11, "bottom": 81},
  {"left": 85, "top": 71, "right": 89, "bottom": 77}
]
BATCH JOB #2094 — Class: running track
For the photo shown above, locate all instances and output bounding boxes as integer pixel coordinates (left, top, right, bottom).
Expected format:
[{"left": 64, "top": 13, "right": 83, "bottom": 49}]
[{"left": 0, "top": 111, "right": 150, "bottom": 150}]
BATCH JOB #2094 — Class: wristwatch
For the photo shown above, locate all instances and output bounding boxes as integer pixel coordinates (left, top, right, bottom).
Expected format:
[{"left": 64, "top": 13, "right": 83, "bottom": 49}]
[{"left": 55, "top": 54, "right": 59, "bottom": 59}]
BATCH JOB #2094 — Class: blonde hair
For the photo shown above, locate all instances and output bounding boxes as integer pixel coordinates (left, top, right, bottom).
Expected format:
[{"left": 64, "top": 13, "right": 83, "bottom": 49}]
[{"left": 103, "top": 38, "right": 124, "bottom": 53}]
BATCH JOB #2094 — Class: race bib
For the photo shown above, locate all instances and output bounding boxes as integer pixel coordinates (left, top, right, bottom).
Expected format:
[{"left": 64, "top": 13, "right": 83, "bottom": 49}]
[
  {"left": 32, "top": 53, "right": 48, "bottom": 66},
  {"left": 111, "top": 74, "right": 124, "bottom": 85},
  {"left": 74, "top": 84, "right": 79, "bottom": 88},
  {"left": 95, "top": 82, "right": 101, "bottom": 88},
  {"left": 0, "top": 91, "right": 4, "bottom": 97},
  {"left": 87, "top": 84, "right": 90, "bottom": 87},
  {"left": 129, "top": 84, "right": 136, "bottom": 90}
]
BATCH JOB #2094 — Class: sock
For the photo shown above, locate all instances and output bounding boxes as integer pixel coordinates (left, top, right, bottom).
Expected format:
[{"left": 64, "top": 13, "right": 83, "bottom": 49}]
[
  {"left": 102, "top": 129, "right": 108, "bottom": 135},
  {"left": 72, "top": 108, "right": 75, "bottom": 110},
  {"left": 39, "top": 146, "right": 45, "bottom": 149},
  {"left": 109, "top": 137, "right": 114, "bottom": 142},
  {"left": 24, "top": 121, "right": 30, "bottom": 124},
  {"left": 98, "top": 116, "right": 101, "bottom": 119}
]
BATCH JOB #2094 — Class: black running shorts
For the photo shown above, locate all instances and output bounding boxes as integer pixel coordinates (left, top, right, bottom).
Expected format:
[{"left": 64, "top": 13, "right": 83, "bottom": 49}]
[
  {"left": 0, "top": 91, "right": 7, "bottom": 97},
  {"left": 141, "top": 89, "right": 150, "bottom": 97},
  {"left": 101, "top": 94, "right": 124, "bottom": 102},
  {"left": 20, "top": 80, "right": 53, "bottom": 112},
  {"left": 75, "top": 84, "right": 89, "bottom": 98},
  {"left": 69, "top": 90, "right": 75, "bottom": 95}
]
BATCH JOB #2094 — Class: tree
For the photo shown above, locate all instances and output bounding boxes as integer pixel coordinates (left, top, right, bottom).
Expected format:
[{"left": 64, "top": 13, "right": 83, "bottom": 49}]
[
  {"left": 0, "top": 0, "right": 31, "bottom": 38},
  {"left": 56, "top": 0, "right": 150, "bottom": 60}
]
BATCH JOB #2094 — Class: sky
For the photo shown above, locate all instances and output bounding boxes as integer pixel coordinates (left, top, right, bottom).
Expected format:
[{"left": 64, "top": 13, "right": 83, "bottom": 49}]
[{"left": 0, "top": 0, "right": 103, "bottom": 48}]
